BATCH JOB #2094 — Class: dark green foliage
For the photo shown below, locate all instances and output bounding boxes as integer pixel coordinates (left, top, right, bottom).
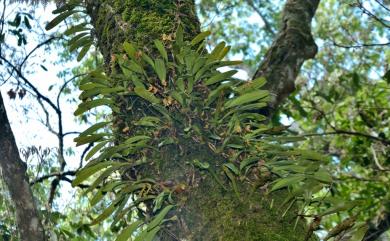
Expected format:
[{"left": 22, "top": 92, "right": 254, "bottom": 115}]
[{"left": 70, "top": 26, "right": 330, "bottom": 239}]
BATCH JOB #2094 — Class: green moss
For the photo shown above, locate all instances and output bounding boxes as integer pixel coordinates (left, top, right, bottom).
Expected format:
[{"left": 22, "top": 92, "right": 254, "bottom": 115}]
[
  {"left": 87, "top": 1, "right": 316, "bottom": 240},
  {"left": 178, "top": 179, "right": 313, "bottom": 241},
  {"left": 90, "top": 0, "right": 199, "bottom": 62}
]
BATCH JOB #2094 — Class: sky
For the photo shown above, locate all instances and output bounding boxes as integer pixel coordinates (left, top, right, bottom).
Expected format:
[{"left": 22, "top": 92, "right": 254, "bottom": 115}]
[{"left": 1, "top": 2, "right": 89, "bottom": 210}]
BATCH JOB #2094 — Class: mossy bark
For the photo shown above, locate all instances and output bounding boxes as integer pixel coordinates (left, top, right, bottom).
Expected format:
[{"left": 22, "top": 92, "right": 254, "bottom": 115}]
[{"left": 85, "top": 0, "right": 319, "bottom": 240}]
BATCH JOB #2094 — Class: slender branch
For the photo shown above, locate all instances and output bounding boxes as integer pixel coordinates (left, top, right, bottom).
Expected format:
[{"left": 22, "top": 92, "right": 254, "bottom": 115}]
[
  {"left": 246, "top": 0, "right": 276, "bottom": 36},
  {"left": 35, "top": 95, "right": 58, "bottom": 136},
  {"left": 374, "top": 0, "right": 390, "bottom": 12},
  {"left": 19, "top": 37, "right": 58, "bottom": 70},
  {"left": 30, "top": 170, "right": 77, "bottom": 185},
  {"left": 0, "top": 55, "right": 60, "bottom": 114},
  {"left": 79, "top": 142, "right": 94, "bottom": 169},
  {"left": 370, "top": 145, "right": 390, "bottom": 171},
  {"left": 298, "top": 131, "right": 390, "bottom": 146},
  {"left": 56, "top": 73, "right": 86, "bottom": 109},
  {"left": 61, "top": 176, "right": 90, "bottom": 189},
  {"left": 63, "top": 131, "right": 81, "bottom": 137},
  {"left": 333, "top": 40, "right": 390, "bottom": 48},
  {"left": 355, "top": 0, "right": 390, "bottom": 28}
]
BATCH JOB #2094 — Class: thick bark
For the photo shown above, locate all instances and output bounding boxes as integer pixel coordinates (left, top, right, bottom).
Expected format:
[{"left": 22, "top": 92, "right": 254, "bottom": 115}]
[
  {"left": 253, "top": 0, "right": 320, "bottom": 115},
  {"left": 363, "top": 211, "right": 390, "bottom": 241},
  {"left": 0, "top": 92, "right": 46, "bottom": 241},
  {"left": 84, "top": 0, "right": 320, "bottom": 240}
]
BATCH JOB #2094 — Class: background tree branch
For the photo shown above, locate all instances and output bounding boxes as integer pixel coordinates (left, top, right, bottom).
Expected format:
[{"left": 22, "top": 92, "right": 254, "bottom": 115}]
[
  {"left": 253, "top": 0, "right": 320, "bottom": 116},
  {"left": 0, "top": 92, "right": 46, "bottom": 241}
]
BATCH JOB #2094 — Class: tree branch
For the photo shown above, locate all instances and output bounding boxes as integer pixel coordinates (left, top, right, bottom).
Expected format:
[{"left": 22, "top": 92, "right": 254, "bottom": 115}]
[
  {"left": 30, "top": 170, "right": 76, "bottom": 185},
  {"left": 333, "top": 41, "right": 390, "bottom": 48},
  {"left": 363, "top": 211, "right": 390, "bottom": 241},
  {"left": 297, "top": 130, "right": 390, "bottom": 146},
  {"left": 253, "top": 0, "right": 320, "bottom": 116},
  {"left": 246, "top": 0, "right": 276, "bottom": 36},
  {"left": 0, "top": 92, "right": 46, "bottom": 240}
]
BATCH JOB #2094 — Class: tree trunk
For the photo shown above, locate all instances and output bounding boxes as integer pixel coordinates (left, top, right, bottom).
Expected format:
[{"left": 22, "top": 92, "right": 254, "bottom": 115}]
[
  {"left": 0, "top": 92, "right": 46, "bottom": 241},
  {"left": 85, "top": 0, "right": 320, "bottom": 240}
]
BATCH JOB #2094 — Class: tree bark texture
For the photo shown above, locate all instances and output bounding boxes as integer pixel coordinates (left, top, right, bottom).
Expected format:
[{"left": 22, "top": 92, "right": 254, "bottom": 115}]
[
  {"left": 85, "top": 0, "right": 320, "bottom": 240},
  {"left": 253, "top": 0, "right": 320, "bottom": 115},
  {"left": 0, "top": 92, "right": 46, "bottom": 241}
]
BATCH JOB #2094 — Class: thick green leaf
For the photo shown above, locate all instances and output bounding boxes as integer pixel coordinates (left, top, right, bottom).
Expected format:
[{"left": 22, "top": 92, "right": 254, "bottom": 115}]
[
  {"left": 115, "top": 221, "right": 143, "bottom": 241},
  {"left": 147, "top": 205, "right": 174, "bottom": 231},
  {"left": 74, "top": 98, "right": 114, "bottom": 116},
  {"left": 86, "top": 165, "right": 124, "bottom": 193},
  {"left": 193, "top": 159, "right": 210, "bottom": 169},
  {"left": 235, "top": 77, "right": 267, "bottom": 94},
  {"left": 77, "top": 43, "right": 92, "bottom": 61},
  {"left": 270, "top": 175, "right": 305, "bottom": 193},
  {"left": 208, "top": 42, "right": 226, "bottom": 61},
  {"left": 134, "top": 116, "right": 161, "bottom": 127},
  {"left": 72, "top": 161, "right": 118, "bottom": 186},
  {"left": 215, "top": 60, "right": 243, "bottom": 67},
  {"left": 79, "top": 82, "right": 108, "bottom": 91},
  {"left": 223, "top": 163, "right": 239, "bottom": 175},
  {"left": 205, "top": 82, "right": 233, "bottom": 106},
  {"left": 52, "top": 3, "right": 77, "bottom": 14},
  {"left": 64, "top": 23, "right": 89, "bottom": 36},
  {"left": 85, "top": 140, "right": 110, "bottom": 161},
  {"left": 154, "top": 59, "right": 166, "bottom": 84},
  {"left": 79, "top": 122, "right": 109, "bottom": 137},
  {"left": 123, "top": 41, "right": 137, "bottom": 58},
  {"left": 224, "top": 90, "right": 268, "bottom": 109},
  {"left": 69, "top": 37, "right": 92, "bottom": 52},
  {"left": 46, "top": 10, "right": 77, "bottom": 30},
  {"left": 312, "top": 170, "right": 333, "bottom": 183},
  {"left": 90, "top": 201, "right": 117, "bottom": 225},
  {"left": 191, "top": 31, "right": 211, "bottom": 46},
  {"left": 68, "top": 32, "right": 89, "bottom": 46},
  {"left": 124, "top": 135, "right": 151, "bottom": 144},
  {"left": 74, "top": 133, "right": 108, "bottom": 147},
  {"left": 89, "top": 190, "right": 105, "bottom": 206},
  {"left": 349, "top": 223, "right": 368, "bottom": 241},
  {"left": 154, "top": 40, "right": 168, "bottom": 61},
  {"left": 170, "top": 91, "right": 184, "bottom": 106},
  {"left": 144, "top": 226, "right": 161, "bottom": 241},
  {"left": 79, "top": 87, "right": 124, "bottom": 100},
  {"left": 134, "top": 87, "right": 160, "bottom": 104},
  {"left": 142, "top": 53, "right": 155, "bottom": 68},
  {"left": 204, "top": 70, "right": 237, "bottom": 86},
  {"left": 175, "top": 24, "right": 184, "bottom": 46},
  {"left": 239, "top": 157, "right": 258, "bottom": 171},
  {"left": 121, "top": 61, "right": 144, "bottom": 74}
]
